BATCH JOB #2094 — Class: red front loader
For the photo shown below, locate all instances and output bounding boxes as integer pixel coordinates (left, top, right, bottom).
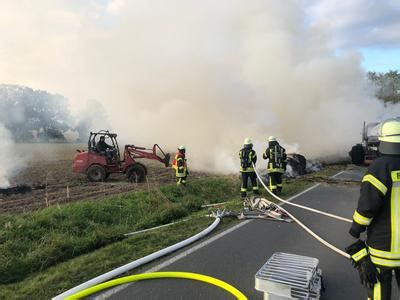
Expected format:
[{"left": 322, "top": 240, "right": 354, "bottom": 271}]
[{"left": 72, "top": 130, "right": 170, "bottom": 182}]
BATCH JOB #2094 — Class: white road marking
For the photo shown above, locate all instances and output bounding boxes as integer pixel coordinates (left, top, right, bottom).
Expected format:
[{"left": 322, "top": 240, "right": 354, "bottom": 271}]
[
  {"left": 283, "top": 183, "right": 321, "bottom": 204},
  {"left": 331, "top": 170, "right": 346, "bottom": 178}
]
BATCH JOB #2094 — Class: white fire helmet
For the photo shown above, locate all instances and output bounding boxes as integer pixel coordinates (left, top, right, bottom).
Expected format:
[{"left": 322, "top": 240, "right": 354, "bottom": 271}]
[
  {"left": 178, "top": 145, "right": 186, "bottom": 151},
  {"left": 268, "top": 136, "right": 277, "bottom": 142},
  {"left": 379, "top": 119, "right": 400, "bottom": 143},
  {"left": 243, "top": 138, "right": 252, "bottom": 145}
]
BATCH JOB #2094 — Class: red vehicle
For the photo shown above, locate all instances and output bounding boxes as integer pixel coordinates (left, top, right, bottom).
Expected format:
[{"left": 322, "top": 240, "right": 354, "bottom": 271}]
[{"left": 72, "top": 131, "right": 170, "bottom": 182}]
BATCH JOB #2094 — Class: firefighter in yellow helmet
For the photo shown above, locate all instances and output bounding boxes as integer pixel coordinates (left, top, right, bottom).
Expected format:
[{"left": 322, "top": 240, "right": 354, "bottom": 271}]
[
  {"left": 345, "top": 119, "right": 400, "bottom": 299},
  {"left": 239, "top": 138, "right": 260, "bottom": 198},
  {"left": 172, "top": 145, "right": 188, "bottom": 186},
  {"left": 263, "top": 136, "right": 287, "bottom": 195}
]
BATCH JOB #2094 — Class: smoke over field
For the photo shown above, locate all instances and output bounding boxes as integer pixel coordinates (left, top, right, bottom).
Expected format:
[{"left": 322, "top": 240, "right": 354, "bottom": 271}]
[
  {"left": 0, "top": 125, "right": 23, "bottom": 187},
  {"left": 0, "top": 0, "right": 399, "bottom": 175}
]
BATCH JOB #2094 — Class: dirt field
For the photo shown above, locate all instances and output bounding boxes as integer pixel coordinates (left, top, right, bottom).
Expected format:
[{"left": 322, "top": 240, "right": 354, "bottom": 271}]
[{"left": 1, "top": 144, "right": 209, "bottom": 213}]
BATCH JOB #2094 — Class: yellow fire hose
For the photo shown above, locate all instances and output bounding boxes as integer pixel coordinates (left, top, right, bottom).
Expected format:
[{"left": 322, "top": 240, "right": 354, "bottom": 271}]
[{"left": 65, "top": 272, "right": 248, "bottom": 300}]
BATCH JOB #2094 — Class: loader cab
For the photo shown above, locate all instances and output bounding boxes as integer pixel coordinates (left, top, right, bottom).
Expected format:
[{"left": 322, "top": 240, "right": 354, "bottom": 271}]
[{"left": 88, "top": 130, "right": 121, "bottom": 163}]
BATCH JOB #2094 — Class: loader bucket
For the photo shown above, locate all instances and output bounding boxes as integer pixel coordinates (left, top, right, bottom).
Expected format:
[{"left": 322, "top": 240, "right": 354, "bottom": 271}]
[
  {"left": 161, "top": 153, "right": 171, "bottom": 167},
  {"left": 153, "top": 144, "right": 171, "bottom": 167}
]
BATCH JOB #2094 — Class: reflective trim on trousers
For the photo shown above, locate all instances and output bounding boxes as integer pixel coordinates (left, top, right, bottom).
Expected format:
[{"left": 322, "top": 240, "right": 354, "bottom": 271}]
[
  {"left": 373, "top": 280, "right": 381, "bottom": 300},
  {"left": 177, "top": 178, "right": 186, "bottom": 185}
]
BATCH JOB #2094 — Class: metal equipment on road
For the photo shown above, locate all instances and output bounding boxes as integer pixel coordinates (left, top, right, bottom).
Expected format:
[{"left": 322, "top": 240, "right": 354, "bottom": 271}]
[
  {"left": 255, "top": 252, "right": 322, "bottom": 299},
  {"left": 241, "top": 196, "right": 292, "bottom": 222},
  {"left": 207, "top": 196, "right": 293, "bottom": 223}
]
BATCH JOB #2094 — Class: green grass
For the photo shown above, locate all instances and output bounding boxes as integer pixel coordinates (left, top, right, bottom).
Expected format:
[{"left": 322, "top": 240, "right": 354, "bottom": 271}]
[
  {"left": 0, "top": 165, "right": 344, "bottom": 299},
  {"left": 0, "top": 177, "right": 238, "bottom": 285},
  {"left": 0, "top": 216, "right": 238, "bottom": 299}
]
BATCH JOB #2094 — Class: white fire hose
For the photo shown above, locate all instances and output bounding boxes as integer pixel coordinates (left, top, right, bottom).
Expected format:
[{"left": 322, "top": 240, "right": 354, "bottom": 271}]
[
  {"left": 53, "top": 216, "right": 222, "bottom": 299},
  {"left": 253, "top": 164, "right": 352, "bottom": 223},
  {"left": 253, "top": 164, "right": 350, "bottom": 259}
]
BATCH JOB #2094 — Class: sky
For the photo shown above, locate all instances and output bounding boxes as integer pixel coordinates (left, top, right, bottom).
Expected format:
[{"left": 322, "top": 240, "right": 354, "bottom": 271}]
[
  {"left": 306, "top": 0, "right": 400, "bottom": 72},
  {"left": 85, "top": 0, "right": 400, "bottom": 72}
]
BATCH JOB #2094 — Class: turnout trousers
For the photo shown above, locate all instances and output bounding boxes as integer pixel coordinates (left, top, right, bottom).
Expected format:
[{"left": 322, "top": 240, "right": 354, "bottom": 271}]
[
  {"left": 368, "top": 267, "right": 400, "bottom": 299},
  {"left": 268, "top": 172, "right": 283, "bottom": 194},
  {"left": 176, "top": 176, "right": 187, "bottom": 186},
  {"left": 241, "top": 172, "right": 259, "bottom": 197}
]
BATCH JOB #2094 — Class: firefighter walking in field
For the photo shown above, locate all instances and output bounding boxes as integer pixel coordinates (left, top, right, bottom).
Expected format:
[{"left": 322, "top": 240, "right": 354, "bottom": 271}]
[
  {"left": 263, "top": 136, "right": 287, "bottom": 195},
  {"left": 345, "top": 119, "right": 400, "bottom": 299},
  {"left": 172, "top": 145, "right": 188, "bottom": 186},
  {"left": 239, "top": 138, "right": 260, "bottom": 198}
]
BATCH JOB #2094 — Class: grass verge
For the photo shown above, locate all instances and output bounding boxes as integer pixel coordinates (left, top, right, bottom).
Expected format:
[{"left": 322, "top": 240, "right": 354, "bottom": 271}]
[{"left": 0, "top": 165, "right": 344, "bottom": 299}]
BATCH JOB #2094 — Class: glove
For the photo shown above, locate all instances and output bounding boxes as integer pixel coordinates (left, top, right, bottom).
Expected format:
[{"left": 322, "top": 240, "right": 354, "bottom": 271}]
[
  {"left": 345, "top": 239, "right": 368, "bottom": 267},
  {"left": 358, "top": 256, "right": 380, "bottom": 289},
  {"left": 345, "top": 240, "right": 380, "bottom": 289}
]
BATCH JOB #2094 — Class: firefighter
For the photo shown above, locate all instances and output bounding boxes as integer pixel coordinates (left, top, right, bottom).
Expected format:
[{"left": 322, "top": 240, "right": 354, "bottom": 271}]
[
  {"left": 345, "top": 119, "right": 400, "bottom": 299},
  {"left": 239, "top": 138, "right": 260, "bottom": 198},
  {"left": 96, "top": 136, "right": 112, "bottom": 152},
  {"left": 263, "top": 136, "right": 287, "bottom": 195},
  {"left": 172, "top": 145, "right": 188, "bottom": 186}
]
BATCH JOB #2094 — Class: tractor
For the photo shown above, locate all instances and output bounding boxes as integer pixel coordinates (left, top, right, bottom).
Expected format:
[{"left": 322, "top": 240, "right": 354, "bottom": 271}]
[
  {"left": 72, "top": 130, "right": 170, "bottom": 182},
  {"left": 349, "top": 121, "right": 380, "bottom": 165}
]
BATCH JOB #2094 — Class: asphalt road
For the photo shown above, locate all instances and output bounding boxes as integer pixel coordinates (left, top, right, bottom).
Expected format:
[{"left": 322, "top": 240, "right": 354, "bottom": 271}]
[{"left": 103, "top": 168, "right": 398, "bottom": 299}]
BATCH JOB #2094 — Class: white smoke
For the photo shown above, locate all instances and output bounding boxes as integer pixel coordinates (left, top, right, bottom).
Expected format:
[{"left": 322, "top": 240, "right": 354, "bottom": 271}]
[
  {"left": 0, "top": 0, "right": 399, "bottom": 174},
  {"left": 0, "top": 124, "right": 19, "bottom": 187}
]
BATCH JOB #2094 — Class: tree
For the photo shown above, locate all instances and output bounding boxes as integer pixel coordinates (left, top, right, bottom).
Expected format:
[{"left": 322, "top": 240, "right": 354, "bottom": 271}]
[
  {"left": 367, "top": 70, "right": 400, "bottom": 103},
  {"left": 0, "top": 85, "right": 73, "bottom": 142}
]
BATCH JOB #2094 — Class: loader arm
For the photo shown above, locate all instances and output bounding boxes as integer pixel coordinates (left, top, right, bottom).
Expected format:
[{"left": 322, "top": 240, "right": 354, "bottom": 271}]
[{"left": 125, "top": 144, "right": 170, "bottom": 167}]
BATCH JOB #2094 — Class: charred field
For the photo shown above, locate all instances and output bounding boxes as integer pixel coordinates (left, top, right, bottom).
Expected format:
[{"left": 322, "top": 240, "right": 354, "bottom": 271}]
[{"left": 0, "top": 143, "right": 208, "bottom": 213}]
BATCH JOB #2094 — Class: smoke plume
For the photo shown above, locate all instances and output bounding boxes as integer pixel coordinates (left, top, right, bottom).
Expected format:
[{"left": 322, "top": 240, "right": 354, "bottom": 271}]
[
  {"left": 0, "top": 125, "right": 20, "bottom": 187},
  {"left": 1, "top": 0, "right": 400, "bottom": 174}
]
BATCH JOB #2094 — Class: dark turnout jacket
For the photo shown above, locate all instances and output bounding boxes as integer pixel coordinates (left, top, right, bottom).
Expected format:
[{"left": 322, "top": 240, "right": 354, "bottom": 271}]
[
  {"left": 350, "top": 154, "right": 400, "bottom": 267},
  {"left": 263, "top": 142, "right": 287, "bottom": 173},
  {"left": 97, "top": 140, "right": 112, "bottom": 152}
]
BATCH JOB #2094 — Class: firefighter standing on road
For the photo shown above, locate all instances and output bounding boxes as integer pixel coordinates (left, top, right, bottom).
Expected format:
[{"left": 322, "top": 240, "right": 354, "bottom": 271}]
[
  {"left": 239, "top": 138, "right": 260, "bottom": 198},
  {"left": 263, "top": 136, "right": 287, "bottom": 195},
  {"left": 172, "top": 145, "right": 188, "bottom": 186},
  {"left": 346, "top": 119, "right": 400, "bottom": 299}
]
